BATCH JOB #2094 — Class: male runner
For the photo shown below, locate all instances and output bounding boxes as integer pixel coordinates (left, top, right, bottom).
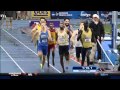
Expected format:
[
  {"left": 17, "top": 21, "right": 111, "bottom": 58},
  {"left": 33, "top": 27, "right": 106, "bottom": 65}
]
[
  {"left": 64, "top": 18, "right": 73, "bottom": 49},
  {"left": 47, "top": 23, "right": 57, "bottom": 67},
  {"left": 31, "top": 17, "right": 46, "bottom": 51},
  {"left": 56, "top": 22, "right": 69, "bottom": 73},
  {"left": 38, "top": 23, "right": 52, "bottom": 71}
]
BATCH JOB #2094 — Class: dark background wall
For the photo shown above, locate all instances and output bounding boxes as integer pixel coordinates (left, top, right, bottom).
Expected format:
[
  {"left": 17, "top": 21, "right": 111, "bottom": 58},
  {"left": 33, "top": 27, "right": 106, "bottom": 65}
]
[{"left": 0, "top": 11, "right": 17, "bottom": 19}]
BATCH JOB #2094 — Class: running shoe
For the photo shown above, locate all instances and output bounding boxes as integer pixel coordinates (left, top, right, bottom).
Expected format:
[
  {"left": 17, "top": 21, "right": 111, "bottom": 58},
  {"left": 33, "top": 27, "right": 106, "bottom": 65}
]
[
  {"left": 98, "top": 59, "right": 102, "bottom": 63},
  {"left": 65, "top": 61, "right": 70, "bottom": 70},
  {"left": 40, "top": 64, "right": 43, "bottom": 69}
]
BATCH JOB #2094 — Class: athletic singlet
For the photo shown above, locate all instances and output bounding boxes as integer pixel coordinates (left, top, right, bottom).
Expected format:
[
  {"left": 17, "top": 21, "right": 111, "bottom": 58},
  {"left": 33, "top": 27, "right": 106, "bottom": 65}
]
[
  {"left": 81, "top": 28, "right": 92, "bottom": 48},
  {"left": 64, "top": 25, "right": 72, "bottom": 41},
  {"left": 48, "top": 28, "right": 56, "bottom": 45},
  {"left": 57, "top": 29, "right": 69, "bottom": 46},
  {"left": 36, "top": 24, "right": 41, "bottom": 31},
  {"left": 38, "top": 30, "right": 48, "bottom": 46},
  {"left": 36, "top": 24, "right": 41, "bottom": 40},
  {"left": 32, "top": 23, "right": 41, "bottom": 30}
]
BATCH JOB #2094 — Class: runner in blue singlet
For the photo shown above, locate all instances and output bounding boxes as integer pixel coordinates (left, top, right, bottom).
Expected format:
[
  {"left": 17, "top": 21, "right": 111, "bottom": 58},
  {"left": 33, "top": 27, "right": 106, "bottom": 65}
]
[{"left": 37, "top": 22, "right": 52, "bottom": 72}]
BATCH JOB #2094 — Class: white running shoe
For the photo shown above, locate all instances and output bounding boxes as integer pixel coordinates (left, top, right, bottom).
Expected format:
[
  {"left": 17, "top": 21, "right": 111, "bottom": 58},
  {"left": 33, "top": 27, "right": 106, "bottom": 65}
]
[{"left": 98, "top": 59, "right": 102, "bottom": 63}]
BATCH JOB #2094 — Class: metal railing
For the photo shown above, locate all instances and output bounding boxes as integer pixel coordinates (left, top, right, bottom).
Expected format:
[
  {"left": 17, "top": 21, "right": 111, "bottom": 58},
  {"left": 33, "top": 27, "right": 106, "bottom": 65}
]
[{"left": 97, "top": 39, "right": 115, "bottom": 68}]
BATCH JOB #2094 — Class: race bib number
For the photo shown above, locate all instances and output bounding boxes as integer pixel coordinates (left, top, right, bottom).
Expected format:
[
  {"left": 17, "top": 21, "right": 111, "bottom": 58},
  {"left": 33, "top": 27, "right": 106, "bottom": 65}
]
[
  {"left": 85, "top": 38, "right": 91, "bottom": 42},
  {"left": 42, "top": 39, "right": 47, "bottom": 43},
  {"left": 59, "top": 37, "right": 65, "bottom": 42}
]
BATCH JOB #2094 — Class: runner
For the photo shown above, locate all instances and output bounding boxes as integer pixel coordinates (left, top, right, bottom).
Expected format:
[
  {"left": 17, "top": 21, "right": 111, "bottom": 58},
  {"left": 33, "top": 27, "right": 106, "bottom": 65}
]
[
  {"left": 37, "top": 22, "right": 52, "bottom": 71},
  {"left": 70, "top": 21, "right": 84, "bottom": 62},
  {"left": 56, "top": 22, "right": 69, "bottom": 73},
  {"left": 31, "top": 22, "right": 41, "bottom": 47},
  {"left": 47, "top": 23, "right": 57, "bottom": 67},
  {"left": 77, "top": 20, "right": 96, "bottom": 66},
  {"left": 31, "top": 17, "right": 46, "bottom": 51},
  {"left": 64, "top": 18, "right": 73, "bottom": 49}
]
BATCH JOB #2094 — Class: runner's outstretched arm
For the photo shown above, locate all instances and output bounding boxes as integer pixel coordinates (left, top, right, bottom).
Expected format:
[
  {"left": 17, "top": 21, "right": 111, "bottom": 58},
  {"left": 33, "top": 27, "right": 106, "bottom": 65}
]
[
  {"left": 55, "top": 29, "right": 58, "bottom": 45},
  {"left": 31, "top": 25, "right": 37, "bottom": 34},
  {"left": 31, "top": 25, "right": 37, "bottom": 40},
  {"left": 48, "top": 30, "right": 52, "bottom": 41},
  {"left": 70, "top": 31, "right": 76, "bottom": 45},
  {"left": 31, "top": 30, "right": 39, "bottom": 42},
  {"left": 77, "top": 30, "right": 83, "bottom": 45},
  {"left": 77, "top": 30, "right": 82, "bottom": 41},
  {"left": 56, "top": 32, "right": 58, "bottom": 42}
]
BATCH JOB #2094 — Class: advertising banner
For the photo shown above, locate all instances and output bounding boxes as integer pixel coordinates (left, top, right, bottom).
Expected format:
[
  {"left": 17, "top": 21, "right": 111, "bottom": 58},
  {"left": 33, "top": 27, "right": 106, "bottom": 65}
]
[
  {"left": 31, "top": 11, "right": 51, "bottom": 19},
  {"left": 51, "top": 11, "right": 97, "bottom": 19}
]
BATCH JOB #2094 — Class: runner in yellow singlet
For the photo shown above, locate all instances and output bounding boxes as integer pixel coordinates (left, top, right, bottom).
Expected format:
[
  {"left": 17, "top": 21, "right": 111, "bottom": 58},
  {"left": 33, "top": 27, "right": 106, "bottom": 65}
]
[
  {"left": 56, "top": 22, "right": 69, "bottom": 73},
  {"left": 77, "top": 20, "right": 96, "bottom": 66}
]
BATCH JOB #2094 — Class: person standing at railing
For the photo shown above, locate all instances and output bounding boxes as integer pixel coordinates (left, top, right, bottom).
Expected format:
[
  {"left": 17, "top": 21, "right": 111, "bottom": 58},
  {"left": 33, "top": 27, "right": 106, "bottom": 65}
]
[{"left": 89, "top": 14, "right": 105, "bottom": 63}]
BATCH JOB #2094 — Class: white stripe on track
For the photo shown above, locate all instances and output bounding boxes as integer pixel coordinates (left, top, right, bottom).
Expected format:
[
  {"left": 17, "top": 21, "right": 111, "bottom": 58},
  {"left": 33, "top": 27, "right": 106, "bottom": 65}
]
[
  {"left": 2, "top": 29, "right": 61, "bottom": 73},
  {"left": 0, "top": 45, "right": 25, "bottom": 73}
]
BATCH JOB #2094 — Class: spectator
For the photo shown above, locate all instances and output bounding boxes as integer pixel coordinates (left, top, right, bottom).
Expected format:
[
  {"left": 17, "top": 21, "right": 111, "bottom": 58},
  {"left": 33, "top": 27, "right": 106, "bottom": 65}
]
[
  {"left": 89, "top": 14, "right": 105, "bottom": 63},
  {"left": 5, "top": 11, "right": 13, "bottom": 29},
  {"left": 0, "top": 11, "right": 5, "bottom": 28},
  {"left": 21, "top": 11, "right": 27, "bottom": 20},
  {"left": 17, "top": 11, "right": 21, "bottom": 20}
]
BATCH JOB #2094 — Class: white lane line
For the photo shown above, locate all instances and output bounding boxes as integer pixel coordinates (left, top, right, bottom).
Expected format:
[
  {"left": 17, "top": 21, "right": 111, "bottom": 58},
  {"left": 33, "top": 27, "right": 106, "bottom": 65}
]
[
  {"left": 0, "top": 60, "right": 39, "bottom": 61},
  {"left": 2, "top": 29, "right": 61, "bottom": 73},
  {"left": 0, "top": 45, "right": 25, "bottom": 73},
  {"left": 97, "top": 39, "right": 114, "bottom": 67}
]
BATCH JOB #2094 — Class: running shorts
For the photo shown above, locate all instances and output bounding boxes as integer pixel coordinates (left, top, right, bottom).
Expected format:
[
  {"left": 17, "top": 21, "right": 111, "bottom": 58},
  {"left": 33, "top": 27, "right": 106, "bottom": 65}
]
[
  {"left": 48, "top": 44, "right": 55, "bottom": 52},
  {"left": 38, "top": 43, "right": 48, "bottom": 56},
  {"left": 59, "top": 45, "right": 69, "bottom": 55}
]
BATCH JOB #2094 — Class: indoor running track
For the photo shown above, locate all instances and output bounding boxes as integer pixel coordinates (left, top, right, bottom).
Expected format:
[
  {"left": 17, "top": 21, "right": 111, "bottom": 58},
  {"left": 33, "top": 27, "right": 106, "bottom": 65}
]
[{"left": 0, "top": 28, "right": 82, "bottom": 74}]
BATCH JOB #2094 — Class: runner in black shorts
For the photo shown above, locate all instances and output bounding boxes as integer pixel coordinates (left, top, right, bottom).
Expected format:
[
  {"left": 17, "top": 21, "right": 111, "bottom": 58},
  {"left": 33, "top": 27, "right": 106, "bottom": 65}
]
[
  {"left": 71, "top": 21, "right": 84, "bottom": 62},
  {"left": 64, "top": 18, "right": 73, "bottom": 49},
  {"left": 56, "top": 22, "right": 69, "bottom": 73}
]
